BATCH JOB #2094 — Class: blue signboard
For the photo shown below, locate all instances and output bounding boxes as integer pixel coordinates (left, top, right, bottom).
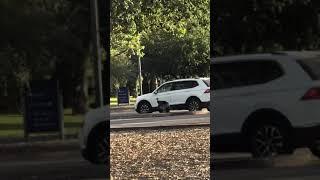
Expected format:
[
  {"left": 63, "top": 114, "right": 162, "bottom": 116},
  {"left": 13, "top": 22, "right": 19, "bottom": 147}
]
[
  {"left": 117, "top": 87, "right": 129, "bottom": 105},
  {"left": 24, "top": 80, "right": 62, "bottom": 133}
]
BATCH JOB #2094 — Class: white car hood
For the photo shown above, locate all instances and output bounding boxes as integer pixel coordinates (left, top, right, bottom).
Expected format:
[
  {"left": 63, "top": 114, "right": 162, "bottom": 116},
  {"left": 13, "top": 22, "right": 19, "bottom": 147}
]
[
  {"left": 85, "top": 105, "right": 109, "bottom": 125},
  {"left": 137, "top": 92, "right": 154, "bottom": 101}
]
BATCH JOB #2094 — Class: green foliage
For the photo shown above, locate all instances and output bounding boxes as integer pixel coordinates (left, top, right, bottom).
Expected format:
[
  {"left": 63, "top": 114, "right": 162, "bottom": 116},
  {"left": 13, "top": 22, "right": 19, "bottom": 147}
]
[
  {"left": 111, "top": 0, "right": 210, "bottom": 94},
  {"left": 213, "top": 0, "right": 320, "bottom": 56},
  {"left": 0, "top": 0, "right": 91, "bottom": 113}
]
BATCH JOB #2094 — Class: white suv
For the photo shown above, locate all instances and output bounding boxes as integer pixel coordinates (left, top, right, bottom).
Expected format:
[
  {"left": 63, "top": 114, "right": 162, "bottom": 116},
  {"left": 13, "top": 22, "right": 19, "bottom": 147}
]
[
  {"left": 135, "top": 78, "right": 210, "bottom": 113},
  {"left": 211, "top": 51, "right": 320, "bottom": 158},
  {"left": 79, "top": 106, "right": 108, "bottom": 164}
]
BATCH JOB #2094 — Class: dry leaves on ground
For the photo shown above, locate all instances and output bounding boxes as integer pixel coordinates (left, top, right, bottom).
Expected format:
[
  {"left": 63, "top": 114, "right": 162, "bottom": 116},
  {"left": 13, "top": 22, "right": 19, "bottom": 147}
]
[{"left": 111, "top": 127, "right": 210, "bottom": 179}]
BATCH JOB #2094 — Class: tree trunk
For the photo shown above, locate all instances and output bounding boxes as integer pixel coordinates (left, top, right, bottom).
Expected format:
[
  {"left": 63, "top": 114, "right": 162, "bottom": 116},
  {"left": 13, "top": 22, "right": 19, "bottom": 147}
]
[{"left": 71, "top": 59, "right": 89, "bottom": 115}]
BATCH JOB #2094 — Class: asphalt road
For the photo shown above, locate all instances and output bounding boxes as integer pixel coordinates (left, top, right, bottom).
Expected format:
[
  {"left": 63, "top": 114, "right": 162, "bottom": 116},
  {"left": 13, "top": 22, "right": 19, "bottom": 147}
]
[
  {"left": 2, "top": 111, "right": 320, "bottom": 179},
  {"left": 213, "top": 148, "right": 320, "bottom": 180},
  {"left": 111, "top": 110, "right": 210, "bottom": 128},
  {"left": 1, "top": 147, "right": 320, "bottom": 179},
  {"left": 0, "top": 149, "right": 107, "bottom": 180}
]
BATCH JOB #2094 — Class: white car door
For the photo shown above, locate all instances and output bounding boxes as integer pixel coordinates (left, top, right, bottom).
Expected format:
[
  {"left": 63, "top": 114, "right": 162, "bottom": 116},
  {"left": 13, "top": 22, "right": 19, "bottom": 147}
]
[
  {"left": 155, "top": 82, "right": 173, "bottom": 105},
  {"left": 171, "top": 81, "right": 200, "bottom": 105},
  {"left": 170, "top": 81, "right": 188, "bottom": 105},
  {"left": 212, "top": 60, "right": 284, "bottom": 135}
]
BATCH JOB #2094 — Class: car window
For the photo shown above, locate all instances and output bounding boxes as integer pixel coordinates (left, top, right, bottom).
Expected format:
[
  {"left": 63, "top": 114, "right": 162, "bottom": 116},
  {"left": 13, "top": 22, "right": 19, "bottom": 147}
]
[
  {"left": 157, "top": 83, "right": 173, "bottom": 93},
  {"left": 172, "top": 82, "right": 185, "bottom": 90},
  {"left": 297, "top": 58, "right": 320, "bottom": 80},
  {"left": 202, "top": 79, "right": 210, "bottom": 87},
  {"left": 183, "top": 81, "right": 199, "bottom": 89},
  {"left": 212, "top": 60, "right": 283, "bottom": 89},
  {"left": 172, "top": 81, "right": 199, "bottom": 91}
]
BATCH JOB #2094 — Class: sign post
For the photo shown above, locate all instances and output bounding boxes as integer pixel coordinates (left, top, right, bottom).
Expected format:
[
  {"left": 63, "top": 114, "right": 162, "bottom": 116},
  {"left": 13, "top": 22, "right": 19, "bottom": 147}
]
[
  {"left": 117, "top": 87, "right": 130, "bottom": 105},
  {"left": 24, "top": 80, "right": 63, "bottom": 140}
]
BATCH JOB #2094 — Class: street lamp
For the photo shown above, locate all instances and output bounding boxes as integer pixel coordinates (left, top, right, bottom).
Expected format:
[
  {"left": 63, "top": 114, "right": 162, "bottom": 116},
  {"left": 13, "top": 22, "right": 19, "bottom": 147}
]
[
  {"left": 138, "top": 56, "right": 143, "bottom": 95},
  {"left": 91, "top": 0, "right": 104, "bottom": 107}
]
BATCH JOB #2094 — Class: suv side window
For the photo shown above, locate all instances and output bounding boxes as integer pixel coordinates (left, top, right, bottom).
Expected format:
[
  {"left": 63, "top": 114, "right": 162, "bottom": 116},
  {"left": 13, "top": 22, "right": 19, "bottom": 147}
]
[
  {"left": 213, "top": 60, "right": 283, "bottom": 89},
  {"left": 183, "top": 81, "right": 199, "bottom": 89},
  {"left": 172, "top": 81, "right": 198, "bottom": 91},
  {"left": 172, "top": 82, "right": 185, "bottom": 90},
  {"left": 157, "top": 83, "right": 173, "bottom": 93}
]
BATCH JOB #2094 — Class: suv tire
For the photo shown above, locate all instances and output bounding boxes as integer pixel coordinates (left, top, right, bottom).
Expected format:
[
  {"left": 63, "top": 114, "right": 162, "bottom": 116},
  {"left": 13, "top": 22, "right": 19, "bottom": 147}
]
[
  {"left": 249, "top": 123, "right": 290, "bottom": 158},
  {"left": 309, "top": 141, "right": 320, "bottom": 158},
  {"left": 87, "top": 125, "right": 108, "bottom": 164},
  {"left": 187, "top": 97, "right": 201, "bottom": 112},
  {"left": 137, "top": 101, "right": 152, "bottom": 114}
]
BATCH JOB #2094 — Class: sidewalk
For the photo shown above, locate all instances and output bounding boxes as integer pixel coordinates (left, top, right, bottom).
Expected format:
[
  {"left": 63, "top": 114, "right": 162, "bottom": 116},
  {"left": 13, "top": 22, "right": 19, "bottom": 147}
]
[
  {"left": 110, "top": 105, "right": 134, "bottom": 112},
  {"left": 111, "top": 109, "right": 209, "bottom": 119},
  {"left": 0, "top": 139, "right": 79, "bottom": 157}
]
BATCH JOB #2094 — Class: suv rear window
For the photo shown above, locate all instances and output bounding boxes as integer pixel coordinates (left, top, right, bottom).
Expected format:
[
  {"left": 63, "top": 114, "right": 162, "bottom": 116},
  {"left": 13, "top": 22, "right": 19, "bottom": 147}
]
[
  {"left": 297, "top": 58, "right": 320, "bottom": 80},
  {"left": 202, "top": 79, "right": 210, "bottom": 87},
  {"left": 212, "top": 60, "right": 284, "bottom": 89}
]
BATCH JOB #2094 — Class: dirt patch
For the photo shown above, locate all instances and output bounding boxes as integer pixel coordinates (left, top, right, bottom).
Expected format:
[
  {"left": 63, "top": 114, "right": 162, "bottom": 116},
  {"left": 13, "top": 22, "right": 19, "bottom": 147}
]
[{"left": 111, "top": 127, "right": 210, "bottom": 179}]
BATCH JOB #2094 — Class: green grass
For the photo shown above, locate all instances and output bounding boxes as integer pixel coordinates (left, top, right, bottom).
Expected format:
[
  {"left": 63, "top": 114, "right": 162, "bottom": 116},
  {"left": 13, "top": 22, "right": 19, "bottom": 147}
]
[
  {"left": 0, "top": 113, "right": 83, "bottom": 138},
  {"left": 110, "top": 96, "right": 136, "bottom": 106}
]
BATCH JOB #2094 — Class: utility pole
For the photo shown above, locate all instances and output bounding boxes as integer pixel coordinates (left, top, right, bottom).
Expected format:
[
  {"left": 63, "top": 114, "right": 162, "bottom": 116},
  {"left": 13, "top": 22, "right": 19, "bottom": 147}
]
[
  {"left": 91, "top": 0, "right": 104, "bottom": 107},
  {"left": 138, "top": 56, "right": 143, "bottom": 95}
]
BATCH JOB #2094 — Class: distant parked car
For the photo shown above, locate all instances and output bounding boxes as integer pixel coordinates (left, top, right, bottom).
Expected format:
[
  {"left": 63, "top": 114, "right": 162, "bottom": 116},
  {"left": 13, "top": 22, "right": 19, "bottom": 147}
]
[
  {"left": 79, "top": 106, "right": 108, "bottom": 164},
  {"left": 211, "top": 51, "right": 320, "bottom": 158},
  {"left": 135, "top": 78, "right": 210, "bottom": 113}
]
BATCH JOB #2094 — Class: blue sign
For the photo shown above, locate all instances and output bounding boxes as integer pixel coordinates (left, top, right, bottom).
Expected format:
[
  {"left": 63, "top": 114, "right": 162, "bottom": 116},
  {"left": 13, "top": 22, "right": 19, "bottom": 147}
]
[
  {"left": 24, "top": 80, "right": 62, "bottom": 133},
  {"left": 117, "top": 87, "right": 129, "bottom": 105}
]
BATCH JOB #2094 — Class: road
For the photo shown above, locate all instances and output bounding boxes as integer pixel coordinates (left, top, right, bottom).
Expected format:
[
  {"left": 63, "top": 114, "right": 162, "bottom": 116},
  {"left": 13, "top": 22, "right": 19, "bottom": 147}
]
[
  {"left": 2, "top": 147, "right": 320, "bottom": 179},
  {"left": 2, "top": 111, "right": 320, "bottom": 179},
  {"left": 110, "top": 110, "right": 210, "bottom": 128},
  {"left": 0, "top": 149, "right": 107, "bottom": 180},
  {"left": 0, "top": 110, "right": 208, "bottom": 180},
  {"left": 213, "top": 148, "right": 320, "bottom": 180}
]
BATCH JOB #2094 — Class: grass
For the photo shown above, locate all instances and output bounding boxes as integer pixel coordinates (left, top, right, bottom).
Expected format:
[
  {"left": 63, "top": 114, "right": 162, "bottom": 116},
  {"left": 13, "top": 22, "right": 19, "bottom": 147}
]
[
  {"left": 110, "top": 96, "right": 136, "bottom": 106},
  {"left": 0, "top": 112, "right": 83, "bottom": 138}
]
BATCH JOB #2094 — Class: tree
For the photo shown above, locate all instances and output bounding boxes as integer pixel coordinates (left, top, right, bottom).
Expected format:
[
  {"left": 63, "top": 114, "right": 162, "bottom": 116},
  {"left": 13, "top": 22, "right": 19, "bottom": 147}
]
[
  {"left": 213, "top": 0, "right": 320, "bottom": 56},
  {"left": 111, "top": 0, "right": 210, "bottom": 95},
  {"left": 0, "top": 0, "right": 92, "bottom": 114}
]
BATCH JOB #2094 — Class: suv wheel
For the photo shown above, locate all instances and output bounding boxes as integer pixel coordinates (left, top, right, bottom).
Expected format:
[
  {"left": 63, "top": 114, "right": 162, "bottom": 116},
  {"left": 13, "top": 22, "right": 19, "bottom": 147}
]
[
  {"left": 137, "top": 101, "right": 152, "bottom": 114},
  {"left": 250, "top": 123, "right": 289, "bottom": 158},
  {"left": 187, "top": 98, "right": 201, "bottom": 112},
  {"left": 87, "top": 126, "right": 108, "bottom": 164},
  {"left": 309, "top": 141, "right": 320, "bottom": 158}
]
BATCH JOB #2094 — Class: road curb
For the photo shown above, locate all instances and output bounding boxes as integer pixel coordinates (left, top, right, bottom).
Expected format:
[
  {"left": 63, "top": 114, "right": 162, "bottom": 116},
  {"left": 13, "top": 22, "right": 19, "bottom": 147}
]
[
  {"left": 0, "top": 139, "right": 79, "bottom": 155},
  {"left": 110, "top": 124, "right": 210, "bottom": 132},
  {"left": 0, "top": 135, "right": 79, "bottom": 155},
  {"left": 111, "top": 111, "right": 209, "bottom": 119}
]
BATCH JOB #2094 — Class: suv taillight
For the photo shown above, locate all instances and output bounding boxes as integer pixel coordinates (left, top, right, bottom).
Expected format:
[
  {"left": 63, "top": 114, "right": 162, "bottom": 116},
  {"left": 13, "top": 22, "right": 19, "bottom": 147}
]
[
  {"left": 204, "top": 89, "right": 210, "bottom": 93},
  {"left": 301, "top": 87, "right": 320, "bottom": 100}
]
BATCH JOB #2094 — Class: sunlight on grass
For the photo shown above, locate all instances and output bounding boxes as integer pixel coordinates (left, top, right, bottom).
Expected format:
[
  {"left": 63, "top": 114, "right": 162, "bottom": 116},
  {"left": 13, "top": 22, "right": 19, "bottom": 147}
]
[
  {"left": 110, "top": 96, "right": 136, "bottom": 106},
  {"left": 0, "top": 111, "right": 83, "bottom": 138}
]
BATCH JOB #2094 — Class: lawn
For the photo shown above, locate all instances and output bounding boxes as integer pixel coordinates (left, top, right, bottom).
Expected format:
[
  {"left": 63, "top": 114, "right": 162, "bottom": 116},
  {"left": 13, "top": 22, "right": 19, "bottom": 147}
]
[
  {"left": 0, "top": 112, "right": 83, "bottom": 138},
  {"left": 110, "top": 96, "right": 136, "bottom": 106}
]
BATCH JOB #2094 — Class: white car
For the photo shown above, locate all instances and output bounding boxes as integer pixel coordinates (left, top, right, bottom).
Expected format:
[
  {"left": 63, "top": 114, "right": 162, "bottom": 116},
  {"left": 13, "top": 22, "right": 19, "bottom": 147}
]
[
  {"left": 135, "top": 78, "right": 210, "bottom": 113},
  {"left": 79, "top": 106, "right": 108, "bottom": 164},
  {"left": 211, "top": 51, "right": 320, "bottom": 158}
]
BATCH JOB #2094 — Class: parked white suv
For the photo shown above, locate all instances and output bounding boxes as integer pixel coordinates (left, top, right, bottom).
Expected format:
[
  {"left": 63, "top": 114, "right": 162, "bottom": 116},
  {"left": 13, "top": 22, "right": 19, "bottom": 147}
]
[
  {"left": 211, "top": 51, "right": 320, "bottom": 158},
  {"left": 135, "top": 78, "right": 210, "bottom": 113},
  {"left": 79, "top": 106, "right": 108, "bottom": 164}
]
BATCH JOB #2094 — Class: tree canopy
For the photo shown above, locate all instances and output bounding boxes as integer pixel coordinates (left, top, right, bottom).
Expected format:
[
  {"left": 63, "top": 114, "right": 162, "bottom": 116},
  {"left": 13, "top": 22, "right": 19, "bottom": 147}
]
[{"left": 111, "top": 0, "right": 210, "bottom": 95}]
